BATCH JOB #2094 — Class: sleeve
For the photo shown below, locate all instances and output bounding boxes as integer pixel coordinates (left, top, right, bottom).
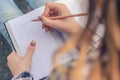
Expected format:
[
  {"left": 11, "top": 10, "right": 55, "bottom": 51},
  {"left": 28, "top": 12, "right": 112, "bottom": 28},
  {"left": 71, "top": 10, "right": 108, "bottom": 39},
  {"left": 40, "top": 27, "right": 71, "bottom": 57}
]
[{"left": 12, "top": 71, "right": 33, "bottom": 80}]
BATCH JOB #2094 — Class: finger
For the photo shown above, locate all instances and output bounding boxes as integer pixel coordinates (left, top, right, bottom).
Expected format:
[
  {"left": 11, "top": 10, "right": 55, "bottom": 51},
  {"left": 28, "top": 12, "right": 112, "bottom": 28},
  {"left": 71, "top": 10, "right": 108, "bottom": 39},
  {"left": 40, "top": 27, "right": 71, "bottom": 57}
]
[
  {"left": 7, "top": 51, "right": 19, "bottom": 61},
  {"left": 42, "top": 24, "right": 45, "bottom": 29},
  {"left": 45, "top": 27, "right": 48, "bottom": 32},
  {"left": 47, "top": 26, "right": 51, "bottom": 32},
  {"left": 43, "top": 25, "right": 48, "bottom": 32},
  {"left": 41, "top": 16, "right": 63, "bottom": 30},
  {"left": 44, "top": 25, "right": 51, "bottom": 32},
  {"left": 24, "top": 40, "right": 36, "bottom": 61},
  {"left": 50, "top": 9, "right": 55, "bottom": 16},
  {"left": 49, "top": 27, "right": 54, "bottom": 32},
  {"left": 42, "top": 2, "right": 59, "bottom": 16},
  {"left": 42, "top": 2, "right": 52, "bottom": 16},
  {"left": 7, "top": 51, "right": 20, "bottom": 68},
  {"left": 38, "top": 16, "right": 42, "bottom": 21}
]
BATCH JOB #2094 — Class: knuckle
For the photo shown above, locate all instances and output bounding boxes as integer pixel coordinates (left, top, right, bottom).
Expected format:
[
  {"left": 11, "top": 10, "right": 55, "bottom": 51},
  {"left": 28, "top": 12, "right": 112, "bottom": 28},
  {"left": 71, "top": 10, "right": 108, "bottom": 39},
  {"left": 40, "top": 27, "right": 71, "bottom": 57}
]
[
  {"left": 7, "top": 55, "right": 10, "bottom": 61},
  {"left": 45, "top": 2, "right": 49, "bottom": 6},
  {"left": 7, "top": 51, "right": 16, "bottom": 60},
  {"left": 46, "top": 2, "right": 52, "bottom": 6},
  {"left": 59, "top": 3, "right": 67, "bottom": 7}
]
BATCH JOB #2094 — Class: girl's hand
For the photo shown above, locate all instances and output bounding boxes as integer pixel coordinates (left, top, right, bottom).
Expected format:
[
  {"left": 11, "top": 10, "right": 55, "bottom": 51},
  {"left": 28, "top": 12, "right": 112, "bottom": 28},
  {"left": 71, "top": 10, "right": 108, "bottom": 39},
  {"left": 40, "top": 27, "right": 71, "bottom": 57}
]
[
  {"left": 7, "top": 40, "right": 36, "bottom": 76},
  {"left": 41, "top": 2, "right": 82, "bottom": 36}
]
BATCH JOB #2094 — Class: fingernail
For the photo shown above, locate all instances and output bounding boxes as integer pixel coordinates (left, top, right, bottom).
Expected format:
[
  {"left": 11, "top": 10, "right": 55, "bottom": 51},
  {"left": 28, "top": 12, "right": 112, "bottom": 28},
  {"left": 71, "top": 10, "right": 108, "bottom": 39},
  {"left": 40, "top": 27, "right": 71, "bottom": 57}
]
[
  {"left": 42, "top": 24, "right": 45, "bottom": 29},
  {"left": 31, "top": 40, "right": 36, "bottom": 46},
  {"left": 38, "top": 16, "right": 42, "bottom": 21},
  {"left": 42, "top": 26, "right": 44, "bottom": 29}
]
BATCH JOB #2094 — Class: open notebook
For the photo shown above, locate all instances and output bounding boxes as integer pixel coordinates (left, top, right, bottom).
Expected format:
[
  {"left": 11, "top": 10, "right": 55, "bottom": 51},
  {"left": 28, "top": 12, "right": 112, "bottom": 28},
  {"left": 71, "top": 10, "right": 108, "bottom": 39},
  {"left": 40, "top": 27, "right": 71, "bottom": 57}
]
[
  {"left": 5, "top": 0, "right": 88, "bottom": 79},
  {"left": 6, "top": 6, "right": 65, "bottom": 79}
]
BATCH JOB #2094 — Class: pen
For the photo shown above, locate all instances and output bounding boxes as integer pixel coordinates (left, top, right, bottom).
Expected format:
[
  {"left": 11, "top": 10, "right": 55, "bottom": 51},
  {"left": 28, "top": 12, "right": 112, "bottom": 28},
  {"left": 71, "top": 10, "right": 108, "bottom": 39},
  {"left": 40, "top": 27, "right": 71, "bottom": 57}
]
[{"left": 32, "top": 13, "right": 88, "bottom": 21}]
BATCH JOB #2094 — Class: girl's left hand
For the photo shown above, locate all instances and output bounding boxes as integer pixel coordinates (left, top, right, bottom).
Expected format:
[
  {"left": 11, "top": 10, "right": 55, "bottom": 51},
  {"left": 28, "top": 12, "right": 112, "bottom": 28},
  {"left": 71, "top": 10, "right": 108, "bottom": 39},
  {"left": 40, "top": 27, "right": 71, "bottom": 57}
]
[{"left": 7, "top": 40, "right": 36, "bottom": 76}]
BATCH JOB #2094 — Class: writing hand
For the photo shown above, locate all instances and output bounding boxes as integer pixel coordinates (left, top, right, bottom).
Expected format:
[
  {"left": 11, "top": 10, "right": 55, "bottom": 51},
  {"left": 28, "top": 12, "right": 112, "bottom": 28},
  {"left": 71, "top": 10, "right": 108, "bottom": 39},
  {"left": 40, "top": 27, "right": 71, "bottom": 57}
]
[{"left": 40, "top": 2, "right": 82, "bottom": 36}]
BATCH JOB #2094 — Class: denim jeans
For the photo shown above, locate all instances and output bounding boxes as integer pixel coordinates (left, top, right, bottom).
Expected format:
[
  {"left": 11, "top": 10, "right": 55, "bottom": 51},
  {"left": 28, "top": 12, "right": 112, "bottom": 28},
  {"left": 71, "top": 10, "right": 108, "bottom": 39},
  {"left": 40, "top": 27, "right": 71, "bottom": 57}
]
[
  {"left": 0, "top": 0, "right": 23, "bottom": 49},
  {"left": 26, "top": 0, "right": 57, "bottom": 9},
  {"left": 0, "top": 0, "right": 56, "bottom": 49}
]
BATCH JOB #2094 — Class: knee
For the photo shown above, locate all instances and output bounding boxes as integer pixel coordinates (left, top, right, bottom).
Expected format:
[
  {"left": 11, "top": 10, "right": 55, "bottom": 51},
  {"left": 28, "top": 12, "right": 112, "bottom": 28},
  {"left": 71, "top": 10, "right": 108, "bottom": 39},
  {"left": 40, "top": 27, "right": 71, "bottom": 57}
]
[{"left": 0, "top": 0, "right": 23, "bottom": 22}]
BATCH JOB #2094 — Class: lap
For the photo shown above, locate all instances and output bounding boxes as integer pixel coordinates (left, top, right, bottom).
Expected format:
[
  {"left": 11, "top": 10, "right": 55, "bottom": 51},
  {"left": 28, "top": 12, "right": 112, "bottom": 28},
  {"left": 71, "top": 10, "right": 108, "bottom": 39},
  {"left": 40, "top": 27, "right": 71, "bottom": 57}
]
[
  {"left": 0, "top": 32, "right": 13, "bottom": 80},
  {"left": 0, "top": 0, "right": 23, "bottom": 48},
  {"left": 0, "top": 0, "right": 23, "bottom": 22},
  {"left": 26, "top": 0, "right": 57, "bottom": 9}
]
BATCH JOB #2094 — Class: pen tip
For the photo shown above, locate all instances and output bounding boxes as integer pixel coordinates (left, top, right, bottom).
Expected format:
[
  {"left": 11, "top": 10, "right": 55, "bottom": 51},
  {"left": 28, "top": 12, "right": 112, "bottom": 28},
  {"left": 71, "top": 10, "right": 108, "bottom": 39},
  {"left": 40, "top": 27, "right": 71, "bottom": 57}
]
[{"left": 31, "top": 19, "right": 39, "bottom": 21}]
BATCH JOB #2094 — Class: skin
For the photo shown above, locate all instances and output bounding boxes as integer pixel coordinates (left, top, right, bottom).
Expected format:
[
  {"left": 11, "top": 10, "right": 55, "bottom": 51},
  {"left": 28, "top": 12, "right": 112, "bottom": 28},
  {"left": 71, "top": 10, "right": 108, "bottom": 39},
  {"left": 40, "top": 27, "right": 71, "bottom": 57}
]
[
  {"left": 40, "top": 2, "right": 82, "bottom": 35},
  {"left": 7, "top": 41, "right": 36, "bottom": 76}
]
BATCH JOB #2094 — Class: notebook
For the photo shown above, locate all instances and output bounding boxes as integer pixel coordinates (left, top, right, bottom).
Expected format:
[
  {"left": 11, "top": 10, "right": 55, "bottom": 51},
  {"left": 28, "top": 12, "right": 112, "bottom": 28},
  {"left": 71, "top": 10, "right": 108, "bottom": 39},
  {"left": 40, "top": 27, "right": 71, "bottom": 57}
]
[{"left": 5, "top": 0, "right": 88, "bottom": 79}]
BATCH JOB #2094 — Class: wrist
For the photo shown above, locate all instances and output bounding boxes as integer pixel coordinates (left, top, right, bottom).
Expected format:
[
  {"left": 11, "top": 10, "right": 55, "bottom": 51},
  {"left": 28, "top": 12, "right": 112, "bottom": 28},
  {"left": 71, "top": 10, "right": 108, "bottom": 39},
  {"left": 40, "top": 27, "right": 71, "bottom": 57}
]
[
  {"left": 12, "top": 71, "right": 33, "bottom": 80},
  {"left": 69, "top": 24, "right": 83, "bottom": 36}
]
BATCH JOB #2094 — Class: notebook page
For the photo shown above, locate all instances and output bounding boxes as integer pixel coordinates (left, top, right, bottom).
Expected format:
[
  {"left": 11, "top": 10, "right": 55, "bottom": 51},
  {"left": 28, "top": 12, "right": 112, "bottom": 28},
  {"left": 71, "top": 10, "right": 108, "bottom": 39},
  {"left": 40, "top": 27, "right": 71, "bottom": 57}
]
[{"left": 6, "top": 6, "right": 64, "bottom": 80}]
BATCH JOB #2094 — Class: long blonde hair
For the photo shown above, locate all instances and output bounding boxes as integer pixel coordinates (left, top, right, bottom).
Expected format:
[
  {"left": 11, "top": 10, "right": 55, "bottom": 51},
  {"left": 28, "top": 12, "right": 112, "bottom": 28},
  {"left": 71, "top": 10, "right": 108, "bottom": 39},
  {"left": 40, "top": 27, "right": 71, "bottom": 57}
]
[{"left": 51, "top": 0, "right": 120, "bottom": 80}]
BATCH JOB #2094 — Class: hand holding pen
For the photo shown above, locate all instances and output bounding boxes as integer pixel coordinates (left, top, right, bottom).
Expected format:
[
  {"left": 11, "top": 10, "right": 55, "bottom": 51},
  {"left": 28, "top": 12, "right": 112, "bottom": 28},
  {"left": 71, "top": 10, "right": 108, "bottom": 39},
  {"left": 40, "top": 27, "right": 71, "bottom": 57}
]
[
  {"left": 32, "top": 13, "right": 88, "bottom": 21},
  {"left": 33, "top": 2, "right": 88, "bottom": 35}
]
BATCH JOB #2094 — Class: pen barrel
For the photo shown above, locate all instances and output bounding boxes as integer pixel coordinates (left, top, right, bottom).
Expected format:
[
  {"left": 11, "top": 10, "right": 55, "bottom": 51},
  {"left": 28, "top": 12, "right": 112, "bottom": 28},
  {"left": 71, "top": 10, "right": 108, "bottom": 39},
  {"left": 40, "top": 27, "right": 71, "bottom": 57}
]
[
  {"left": 49, "top": 13, "right": 88, "bottom": 20},
  {"left": 32, "top": 13, "right": 88, "bottom": 21}
]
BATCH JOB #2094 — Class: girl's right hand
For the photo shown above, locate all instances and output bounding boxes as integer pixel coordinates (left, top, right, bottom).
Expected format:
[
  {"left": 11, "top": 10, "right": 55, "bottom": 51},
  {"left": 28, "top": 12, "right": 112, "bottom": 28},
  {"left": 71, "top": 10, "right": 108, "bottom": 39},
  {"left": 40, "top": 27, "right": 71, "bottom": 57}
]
[{"left": 41, "top": 2, "right": 82, "bottom": 36}]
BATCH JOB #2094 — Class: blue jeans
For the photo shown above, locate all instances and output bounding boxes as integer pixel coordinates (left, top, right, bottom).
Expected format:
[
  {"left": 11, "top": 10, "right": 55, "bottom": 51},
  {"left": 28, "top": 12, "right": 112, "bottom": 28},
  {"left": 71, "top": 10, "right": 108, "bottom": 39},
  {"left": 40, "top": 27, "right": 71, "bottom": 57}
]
[
  {"left": 0, "top": 0, "right": 56, "bottom": 49},
  {"left": 26, "top": 0, "right": 57, "bottom": 9}
]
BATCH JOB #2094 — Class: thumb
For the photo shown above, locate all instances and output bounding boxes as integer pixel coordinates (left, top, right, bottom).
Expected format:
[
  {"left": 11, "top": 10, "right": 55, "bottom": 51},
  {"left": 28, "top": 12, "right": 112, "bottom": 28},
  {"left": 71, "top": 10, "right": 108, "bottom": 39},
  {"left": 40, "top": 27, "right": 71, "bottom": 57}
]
[
  {"left": 7, "top": 51, "right": 20, "bottom": 63},
  {"left": 41, "top": 16, "right": 60, "bottom": 28},
  {"left": 24, "top": 40, "right": 36, "bottom": 61}
]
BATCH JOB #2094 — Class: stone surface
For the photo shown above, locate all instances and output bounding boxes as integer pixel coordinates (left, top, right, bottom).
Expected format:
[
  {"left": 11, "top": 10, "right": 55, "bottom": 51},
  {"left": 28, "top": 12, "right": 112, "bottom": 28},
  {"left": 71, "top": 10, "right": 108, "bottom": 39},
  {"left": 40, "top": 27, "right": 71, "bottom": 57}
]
[
  {"left": 0, "top": 0, "right": 31, "bottom": 79},
  {"left": 0, "top": 33, "right": 13, "bottom": 80},
  {"left": 14, "top": 0, "right": 31, "bottom": 13}
]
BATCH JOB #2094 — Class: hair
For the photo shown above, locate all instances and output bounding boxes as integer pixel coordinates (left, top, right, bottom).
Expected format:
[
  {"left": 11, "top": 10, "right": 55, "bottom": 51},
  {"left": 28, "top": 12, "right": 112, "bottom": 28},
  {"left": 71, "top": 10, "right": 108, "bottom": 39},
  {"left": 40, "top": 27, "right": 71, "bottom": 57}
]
[{"left": 51, "top": 0, "right": 120, "bottom": 80}]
